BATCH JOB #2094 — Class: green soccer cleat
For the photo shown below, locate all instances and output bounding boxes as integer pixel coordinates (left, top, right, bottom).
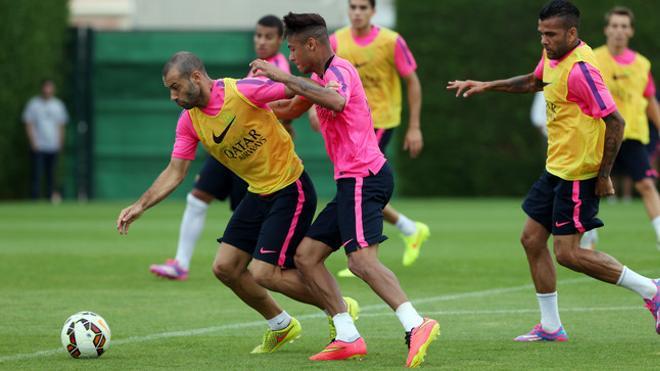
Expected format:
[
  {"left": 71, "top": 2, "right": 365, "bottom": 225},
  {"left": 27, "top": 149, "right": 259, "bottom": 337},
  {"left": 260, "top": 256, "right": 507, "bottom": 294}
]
[
  {"left": 328, "top": 297, "right": 360, "bottom": 340},
  {"left": 402, "top": 222, "right": 430, "bottom": 267},
  {"left": 250, "top": 317, "right": 301, "bottom": 354}
]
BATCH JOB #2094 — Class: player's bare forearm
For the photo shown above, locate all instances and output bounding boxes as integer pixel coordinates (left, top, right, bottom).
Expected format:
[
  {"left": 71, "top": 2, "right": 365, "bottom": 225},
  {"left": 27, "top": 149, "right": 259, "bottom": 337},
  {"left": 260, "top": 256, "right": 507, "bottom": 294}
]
[
  {"left": 281, "top": 74, "right": 346, "bottom": 112},
  {"left": 647, "top": 96, "right": 660, "bottom": 131},
  {"left": 135, "top": 158, "right": 190, "bottom": 210},
  {"left": 598, "top": 111, "right": 625, "bottom": 178},
  {"left": 24, "top": 123, "right": 37, "bottom": 150},
  {"left": 269, "top": 96, "right": 312, "bottom": 120},
  {"left": 485, "top": 73, "right": 544, "bottom": 94},
  {"left": 404, "top": 72, "right": 422, "bottom": 129}
]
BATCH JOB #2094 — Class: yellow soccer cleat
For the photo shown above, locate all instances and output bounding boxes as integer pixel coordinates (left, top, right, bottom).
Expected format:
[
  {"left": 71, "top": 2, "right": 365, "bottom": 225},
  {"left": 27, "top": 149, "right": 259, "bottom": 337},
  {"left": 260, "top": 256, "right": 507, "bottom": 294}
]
[
  {"left": 250, "top": 317, "right": 301, "bottom": 354},
  {"left": 328, "top": 297, "right": 360, "bottom": 340},
  {"left": 402, "top": 222, "right": 430, "bottom": 267},
  {"left": 337, "top": 268, "right": 356, "bottom": 278}
]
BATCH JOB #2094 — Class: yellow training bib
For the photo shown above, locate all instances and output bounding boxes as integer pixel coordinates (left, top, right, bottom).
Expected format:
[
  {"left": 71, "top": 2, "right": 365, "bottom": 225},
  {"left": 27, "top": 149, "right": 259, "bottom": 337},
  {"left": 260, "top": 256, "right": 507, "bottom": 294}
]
[
  {"left": 188, "top": 78, "right": 303, "bottom": 194},
  {"left": 594, "top": 46, "right": 651, "bottom": 144},
  {"left": 543, "top": 43, "right": 606, "bottom": 181},
  {"left": 335, "top": 26, "right": 402, "bottom": 129}
]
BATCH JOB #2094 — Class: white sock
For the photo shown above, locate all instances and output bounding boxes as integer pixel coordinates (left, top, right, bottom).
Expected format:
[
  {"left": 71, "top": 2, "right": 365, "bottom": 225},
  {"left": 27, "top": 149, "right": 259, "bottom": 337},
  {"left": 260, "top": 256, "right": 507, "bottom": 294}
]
[
  {"left": 617, "top": 266, "right": 657, "bottom": 300},
  {"left": 332, "top": 312, "right": 360, "bottom": 342},
  {"left": 174, "top": 193, "right": 209, "bottom": 270},
  {"left": 537, "top": 292, "right": 562, "bottom": 333},
  {"left": 579, "top": 229, "right": 598, "bottom": 249},
  {"left": 652, "top": 216, "right": 660, "bottom": 240},
  {"left": 395, "top": 302, "right": 424, "bottom": 332},
  {"left": 267, "top": 311, "right": 291, "bottom": 331},
  {"left": 395, "top": 214, "right": 417, "bottom": 237}
]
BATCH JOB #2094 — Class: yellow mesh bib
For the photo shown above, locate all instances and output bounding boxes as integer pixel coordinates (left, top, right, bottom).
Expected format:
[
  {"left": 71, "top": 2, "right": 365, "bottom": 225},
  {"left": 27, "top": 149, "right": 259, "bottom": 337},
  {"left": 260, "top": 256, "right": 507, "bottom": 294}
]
[
  {"left": 543, "top": 43, "right": 606, "bottom": 180},
  {"left": 189, "top": 78, "right": 303, "bottom": 194},
  {"left": 335, "top": 26, "right": 402, "bottom": 129},
  {"left": 594, "top": 46, "right": 651, "bottom": 144}
]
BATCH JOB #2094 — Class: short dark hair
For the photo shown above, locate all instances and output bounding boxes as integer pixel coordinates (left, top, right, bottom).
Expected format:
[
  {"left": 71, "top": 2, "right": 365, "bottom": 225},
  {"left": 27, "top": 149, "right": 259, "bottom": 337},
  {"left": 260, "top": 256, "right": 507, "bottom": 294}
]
[
  {"left": 257, "top": 14, "right": 284, "bottom": 37},
  {"left": 162, "top": 51, "right": 206, "bottom": 79},
  {"left": 539, "top": 0, "right": 580, "bottom": 30},
  {"left": 40, "top": 78, "right": 54, "bottom": 88},
  {"left": 604, "top": 6, "right": 634, "bottom": 27},
  {"left": 349, "top": 0, "right": 375, "bottom": 8},
  {"left": 283, "top": 12, "right": 329, "bottom": 45}
]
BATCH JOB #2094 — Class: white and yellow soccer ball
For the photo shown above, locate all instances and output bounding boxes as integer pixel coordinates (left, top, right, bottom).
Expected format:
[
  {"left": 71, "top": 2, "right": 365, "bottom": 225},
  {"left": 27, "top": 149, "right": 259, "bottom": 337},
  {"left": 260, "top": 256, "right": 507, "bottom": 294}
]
[{"left": 60, "top": 311, "right": 111, "bottom": 358}]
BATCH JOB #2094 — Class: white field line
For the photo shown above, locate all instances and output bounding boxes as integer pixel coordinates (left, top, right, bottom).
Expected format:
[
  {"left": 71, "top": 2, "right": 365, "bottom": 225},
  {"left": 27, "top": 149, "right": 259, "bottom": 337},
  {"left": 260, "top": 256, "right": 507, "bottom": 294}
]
[{"left": 0, "top": 276, "right": 640, "bottom": 363}]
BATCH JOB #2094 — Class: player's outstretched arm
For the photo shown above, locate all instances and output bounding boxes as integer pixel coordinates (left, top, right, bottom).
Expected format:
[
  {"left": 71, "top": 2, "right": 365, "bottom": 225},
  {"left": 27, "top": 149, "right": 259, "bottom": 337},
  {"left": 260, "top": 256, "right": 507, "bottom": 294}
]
[
  {"left": 595, "top": 111, "right": 625, "bottom": 197},
  {"left": 117, "top": 158, "right": 191, "bottom": 235},
  {"left": 447, "top": 73, "right": 544, "bottom": 98},
  {"left": 250, "top": 59, "right": 346, "bottom": 112}
]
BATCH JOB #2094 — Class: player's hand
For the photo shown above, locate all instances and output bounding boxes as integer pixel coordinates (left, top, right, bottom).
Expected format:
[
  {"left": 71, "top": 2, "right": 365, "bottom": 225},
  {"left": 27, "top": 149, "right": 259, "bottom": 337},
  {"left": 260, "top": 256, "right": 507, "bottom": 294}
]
[
  {"left": 447, "top": 80, "right": 488, "bottom": 98},
  {"left": 116, "top": 203, "right": 144, "bottom": 235},
  {"left": 403, "top": 126, "right": 423, "bottom": 158},
  {"left": 249, "top": 59, "right": 287, "bottom": 82},
  {"left": 325, "top": 80, "right": 341, "bottom": 91},
  {"left": 595, "top": 176, "right": 615, "bottom": 197}
]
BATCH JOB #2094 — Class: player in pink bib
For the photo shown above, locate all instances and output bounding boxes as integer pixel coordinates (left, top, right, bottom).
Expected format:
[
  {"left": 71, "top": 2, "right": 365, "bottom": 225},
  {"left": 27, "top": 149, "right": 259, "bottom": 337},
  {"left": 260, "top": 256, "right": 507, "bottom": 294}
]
[{"left": 250, "top": 12, "right": 439, "bottom": 367}]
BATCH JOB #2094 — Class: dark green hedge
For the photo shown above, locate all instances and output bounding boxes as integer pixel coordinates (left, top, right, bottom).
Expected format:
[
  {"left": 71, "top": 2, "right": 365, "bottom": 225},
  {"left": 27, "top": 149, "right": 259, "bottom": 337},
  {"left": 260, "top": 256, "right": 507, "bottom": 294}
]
[
  {"left": 396, "top": 0, "right": 660, "bottom": 196},
  {"left": 0, "top": 0, "right": 69, "bottom": 198}
]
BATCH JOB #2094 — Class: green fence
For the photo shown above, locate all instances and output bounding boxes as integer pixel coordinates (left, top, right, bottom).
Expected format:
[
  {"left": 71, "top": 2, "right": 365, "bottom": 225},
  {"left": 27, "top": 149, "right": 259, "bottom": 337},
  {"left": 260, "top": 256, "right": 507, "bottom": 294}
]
[{"left": 91, "top": 31, "right": 335, "bottom": 199}]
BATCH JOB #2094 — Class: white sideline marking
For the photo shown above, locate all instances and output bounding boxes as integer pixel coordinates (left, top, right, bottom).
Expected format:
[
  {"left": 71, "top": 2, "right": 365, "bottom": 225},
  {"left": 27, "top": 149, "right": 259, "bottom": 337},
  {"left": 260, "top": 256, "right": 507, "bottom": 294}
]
[{"left": 0, "top": 276, "right": 642, "bottom": 363}]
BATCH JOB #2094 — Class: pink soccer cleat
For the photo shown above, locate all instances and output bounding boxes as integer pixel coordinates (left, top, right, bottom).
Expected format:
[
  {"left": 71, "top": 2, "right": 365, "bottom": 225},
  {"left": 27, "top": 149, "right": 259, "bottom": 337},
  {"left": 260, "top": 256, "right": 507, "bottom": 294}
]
[
  {"left": 643, "top": 279, "right": 660, "bottom": 334},
  {"left": 149, "top": 259, "right": 189, "bottom": 281},
  {"left": 309, "top": 337, "right": 367, "bottom": 361},
  {"left": 514, "top": 323, "right": 568, "bottom": 342},
  {"left": 405, "top": 318, "right": 440, "bottom": 368}
]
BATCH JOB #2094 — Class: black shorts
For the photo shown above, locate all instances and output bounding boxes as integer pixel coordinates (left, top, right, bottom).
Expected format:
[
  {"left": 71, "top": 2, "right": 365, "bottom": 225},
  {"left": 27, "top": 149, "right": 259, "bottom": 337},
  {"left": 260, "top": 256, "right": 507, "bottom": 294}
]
[
  {"left": 307, "top": 162, "right": 393, "bottom": 254},
  {"left": 613, "top": 140, "right": 657, "bottom": 182},
  {"left": 194, "top": 156, "right": 248, "bottom": 211},
  {"left": 219, "top": 171, "right": 316, "bottom": 269},
  {"left": 522, "top": 170, "right": 603, "bottom": 235},
  {"left": 374, "top": 128, "right": 395, "bottom": 153}
]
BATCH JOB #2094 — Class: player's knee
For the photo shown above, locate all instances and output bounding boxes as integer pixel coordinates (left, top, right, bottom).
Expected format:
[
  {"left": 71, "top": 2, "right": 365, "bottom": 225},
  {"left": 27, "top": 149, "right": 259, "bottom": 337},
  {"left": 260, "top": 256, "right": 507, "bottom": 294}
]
[
  {"left": 347, "top": 252, "right": 375, "bottom": 279},
  {"left": 554, "top": 246, "right": 577, "bottom": 269},
  {"left": 520, "top": 231, "right": 543, "bottom": 252},
  {"left": 212, "top": 260, "right": 239, "bottom": 285},
  {"left": 635, "top": 179, "right": 656, "bottom": 195},
  {"left": 191, "top": 188, "right": 214, "bottom": 204},
  {"left": 250, "top": 264, "right": 276, "bottom": 288}
]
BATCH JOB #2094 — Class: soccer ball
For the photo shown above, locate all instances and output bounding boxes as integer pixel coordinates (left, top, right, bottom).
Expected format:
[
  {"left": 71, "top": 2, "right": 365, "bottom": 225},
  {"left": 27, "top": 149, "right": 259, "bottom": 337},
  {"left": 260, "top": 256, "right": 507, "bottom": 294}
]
[{"left": 60, "top": 311, "right": 111, "bottom": 358}]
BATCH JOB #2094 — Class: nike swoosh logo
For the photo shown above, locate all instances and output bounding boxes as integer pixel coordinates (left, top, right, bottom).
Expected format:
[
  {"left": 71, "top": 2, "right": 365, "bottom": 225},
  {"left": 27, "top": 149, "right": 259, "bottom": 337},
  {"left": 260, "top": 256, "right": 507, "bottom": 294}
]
[
  {"left": 555, "top": 221, "right": 571, "bottom": 228},
  {"left": 275, "top": 333, "right": 289, "bottom": 343},
  {"left": 213, "top": 116, "right": 236, "bottom": 144},
  {"left": 259, "top": 247, "right": 277, "bottom": 254}
]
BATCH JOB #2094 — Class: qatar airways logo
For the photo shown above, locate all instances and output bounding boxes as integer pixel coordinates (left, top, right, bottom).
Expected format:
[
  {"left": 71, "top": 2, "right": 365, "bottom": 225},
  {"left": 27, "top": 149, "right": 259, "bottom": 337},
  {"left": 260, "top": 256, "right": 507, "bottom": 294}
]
[{"left": 222, "top": 129, "right": 267, "bottom": 161}]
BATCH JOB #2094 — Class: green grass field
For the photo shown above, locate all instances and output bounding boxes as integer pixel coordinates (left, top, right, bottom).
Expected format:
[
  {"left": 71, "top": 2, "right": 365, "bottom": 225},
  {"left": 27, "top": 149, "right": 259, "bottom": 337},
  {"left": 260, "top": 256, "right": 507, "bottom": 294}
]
[{"left": 0, "top": 198, "right": 658, "bottom": 370}]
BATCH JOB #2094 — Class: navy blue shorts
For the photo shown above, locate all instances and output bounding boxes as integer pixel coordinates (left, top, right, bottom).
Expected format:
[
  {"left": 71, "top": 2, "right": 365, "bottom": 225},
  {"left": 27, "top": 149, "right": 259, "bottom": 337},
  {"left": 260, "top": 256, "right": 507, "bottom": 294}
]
[
  {"left": 522, "top": 170, "right": 604, "bottom": 235},
  {"left": 374, "top": 128, "right": 395, "bottom": 153},
  {"left": 307, "top": 162, "right": 393, "bottom": 254},
  {"left": 218, "top": 171, "right": 316, "bottom": 269},
  {"left": 613, "top": 139, "right": 657, "bottom": 182},
  {"left": 194, "top": 156, "right": 248, "bottom": 211}
]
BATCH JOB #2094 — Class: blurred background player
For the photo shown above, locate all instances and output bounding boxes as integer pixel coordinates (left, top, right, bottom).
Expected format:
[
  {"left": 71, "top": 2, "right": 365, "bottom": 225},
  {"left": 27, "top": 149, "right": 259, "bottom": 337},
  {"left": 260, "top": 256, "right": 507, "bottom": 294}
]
[
  {"left": 448, "top": 0, "right": 660, "bottom": 342},
  {"left": 594, "top": 6, "right": 660, "bottom": 251},
  {"left": 22, "top": 79, "right": 68, "bottom": 203},
  {"left": 254, "top": 12, "right": 439, "bottom": 366},
  {"left": 149, "top": 15, "right": 291, "bottom": 280},
  {"left": 315, "top": 0, "right": 429, "bottom": 274}
]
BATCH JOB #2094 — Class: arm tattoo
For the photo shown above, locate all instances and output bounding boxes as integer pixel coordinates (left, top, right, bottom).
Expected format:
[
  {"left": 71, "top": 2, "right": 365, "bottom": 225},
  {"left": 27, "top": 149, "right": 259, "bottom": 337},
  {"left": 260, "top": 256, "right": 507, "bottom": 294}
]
[
  {"left": 489, "top": 73, "right": 538, "bottom": 93},
  {"left": 286, "top": 76, "right": 325, "bottom": 96},
  {"left": 599, "top": 112, "right": 625, "bottom": 178}
]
